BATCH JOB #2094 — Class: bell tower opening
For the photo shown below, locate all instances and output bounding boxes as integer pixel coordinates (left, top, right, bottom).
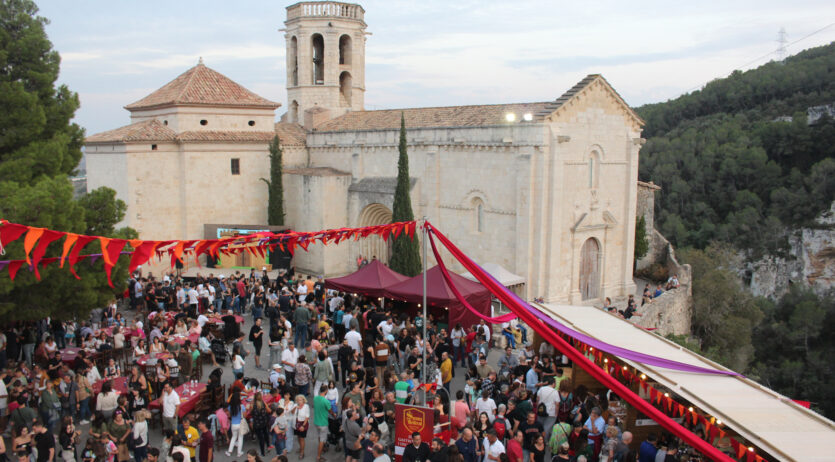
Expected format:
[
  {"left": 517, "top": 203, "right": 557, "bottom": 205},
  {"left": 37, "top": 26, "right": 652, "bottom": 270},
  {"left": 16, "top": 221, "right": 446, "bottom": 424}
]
[
  {"left": 311, "top": 34, "right": 324, "bottom": 85},
  {"left": 340, "top": 72, "right": 352, "bottom": 106},
  {"left": 339, "top": 34, "right": 352, "bottom": 65},
  {"left": 289, "top": 36, "right": 298, "bottom": 86}
]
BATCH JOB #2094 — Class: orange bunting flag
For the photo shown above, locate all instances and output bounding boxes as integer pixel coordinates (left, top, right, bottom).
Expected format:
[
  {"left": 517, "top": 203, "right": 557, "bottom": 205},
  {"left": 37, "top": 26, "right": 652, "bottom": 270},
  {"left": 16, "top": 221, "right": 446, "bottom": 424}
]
[
  {"left": 23, "top": 227, "right": 45, "bottom": 265},
  {"left": 103, "top": 239, "right": 128, "bottom": 287},
  {"left": 60, "top": 233, "right": 78, "bottom": 268}
]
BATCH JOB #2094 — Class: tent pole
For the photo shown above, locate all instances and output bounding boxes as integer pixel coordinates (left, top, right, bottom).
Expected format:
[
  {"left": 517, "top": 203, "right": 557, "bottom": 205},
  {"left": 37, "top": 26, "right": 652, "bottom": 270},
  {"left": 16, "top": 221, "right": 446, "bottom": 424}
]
[{"left": 422, "top": 217, "right": 428, "bottom": 405}]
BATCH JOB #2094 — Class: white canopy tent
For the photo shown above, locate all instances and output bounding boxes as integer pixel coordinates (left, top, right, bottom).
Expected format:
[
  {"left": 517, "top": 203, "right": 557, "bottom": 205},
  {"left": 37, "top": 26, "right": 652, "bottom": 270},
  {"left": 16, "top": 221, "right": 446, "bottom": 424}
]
[
  {"left": 461, "top": 262, "right": 526, "bottom": 314},
  {"left": 536, "top": 302, "right": 835, "bottom": 462}
]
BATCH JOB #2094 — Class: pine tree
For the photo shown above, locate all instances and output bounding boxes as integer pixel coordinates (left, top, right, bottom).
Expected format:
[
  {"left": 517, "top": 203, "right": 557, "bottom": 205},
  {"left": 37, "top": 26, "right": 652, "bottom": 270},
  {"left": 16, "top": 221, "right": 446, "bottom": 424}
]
[
  {"left": 0, "top": 0, "right": 134, "bottom": 320},
  {"left": 388, "top": 113, "right": 422, "bottom": 276},
  {"left": 261, "top": 135, "right": 285, "bottom": 225}
]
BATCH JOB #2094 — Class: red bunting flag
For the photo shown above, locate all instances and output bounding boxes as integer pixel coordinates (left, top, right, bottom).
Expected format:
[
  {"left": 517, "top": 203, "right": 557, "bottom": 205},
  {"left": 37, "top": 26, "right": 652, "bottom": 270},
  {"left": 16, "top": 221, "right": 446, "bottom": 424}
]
[
  {"left": 30, "top": 229, "right": 64, "bottom": 280},
  {"left": 68, "top": 235, "right": 97, "bottom": 279},
  {"left": 8, "top": 261, "right": 24, "bottom": 281},
  {"left": 0, "top": 222, "right": 29, "bottom": 249}
]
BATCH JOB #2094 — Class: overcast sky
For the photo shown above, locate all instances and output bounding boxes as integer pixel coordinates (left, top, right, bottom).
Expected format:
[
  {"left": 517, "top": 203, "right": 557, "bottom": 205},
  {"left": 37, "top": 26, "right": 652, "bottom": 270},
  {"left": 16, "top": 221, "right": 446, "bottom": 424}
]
[{"left": 36, "top": 0, "right": 835, "bottom": 136}]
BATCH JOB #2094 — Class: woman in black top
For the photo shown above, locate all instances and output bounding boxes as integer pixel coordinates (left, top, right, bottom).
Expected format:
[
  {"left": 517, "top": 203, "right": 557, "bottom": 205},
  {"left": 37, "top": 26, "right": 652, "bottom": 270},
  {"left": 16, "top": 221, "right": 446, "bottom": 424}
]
[{"left": 531, "top": 434, "right": 546, "bottom": 462}]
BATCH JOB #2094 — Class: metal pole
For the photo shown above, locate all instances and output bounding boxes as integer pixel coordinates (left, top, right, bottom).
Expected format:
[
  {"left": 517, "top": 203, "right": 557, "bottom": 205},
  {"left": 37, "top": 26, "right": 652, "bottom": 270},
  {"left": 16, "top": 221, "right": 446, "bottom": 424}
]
[{"left": 421, "top": 217, "right": 428, "bottom": 405}]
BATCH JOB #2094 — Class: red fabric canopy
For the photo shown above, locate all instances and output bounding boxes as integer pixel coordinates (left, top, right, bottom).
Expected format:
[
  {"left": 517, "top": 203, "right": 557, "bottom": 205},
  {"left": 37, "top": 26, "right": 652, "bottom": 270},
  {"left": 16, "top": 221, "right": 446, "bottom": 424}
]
[
  {"left": 383, "top": 266, "right": 492, "bottom": 329},
  {"left": 324, "top": 260, "right": 410, "bottom": 298}
]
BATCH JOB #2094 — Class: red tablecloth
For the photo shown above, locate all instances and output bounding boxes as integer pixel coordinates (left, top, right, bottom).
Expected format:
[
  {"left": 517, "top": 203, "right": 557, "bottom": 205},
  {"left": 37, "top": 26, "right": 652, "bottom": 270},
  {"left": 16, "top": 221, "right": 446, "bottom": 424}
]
[
  {"left": 149, "top": 382, "right": 207, "bottom": 418},
  {"left": 135, "top": 352, "right": 173, "bottom": 367},
  {"left": 170, "top": 333, "right": 200, "bottom": 345},
  {"left": 243, "top": 389, "right": 277, "bottom": 417},
  {"left": 207, "top": 315, "right": 244, "bottom": 325},
  {"left": 60, "top": 347, "right": 82, "bottom": 364},
  {"left": 91, "top": 377, "right": 129, "bottom": 396}
]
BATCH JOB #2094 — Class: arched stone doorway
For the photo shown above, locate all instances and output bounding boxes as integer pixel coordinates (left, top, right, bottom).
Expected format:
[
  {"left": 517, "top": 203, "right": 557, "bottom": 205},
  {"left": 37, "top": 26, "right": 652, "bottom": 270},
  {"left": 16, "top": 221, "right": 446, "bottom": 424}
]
[
  {"left": 359, "top": 203, "right": 392, "bottom": 264},
  {"left": 579, "top": 238, "right": 601, "bottom": 300}
]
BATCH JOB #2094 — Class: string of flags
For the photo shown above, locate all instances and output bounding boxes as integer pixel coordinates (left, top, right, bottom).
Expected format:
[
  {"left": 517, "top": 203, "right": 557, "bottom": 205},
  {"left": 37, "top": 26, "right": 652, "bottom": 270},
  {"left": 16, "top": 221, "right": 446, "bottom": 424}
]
[{"left": 0, "top": 219, "right": 417, "bottom": 287}]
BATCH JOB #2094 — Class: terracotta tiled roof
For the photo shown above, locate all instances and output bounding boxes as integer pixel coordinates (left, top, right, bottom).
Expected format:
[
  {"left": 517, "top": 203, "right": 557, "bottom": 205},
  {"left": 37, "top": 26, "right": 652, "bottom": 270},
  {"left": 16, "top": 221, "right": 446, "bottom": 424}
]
[
  {"left": 85, "top": 119, "right": 176, "bottom": 143},
  {"left": 85, "top": 121, "right": 303, "bottom": 145},
  {"left": 314, "top": 102, "right": 552, "bottom": 132},
  {"left": 125, "top": 63, "right": 279, "bottom": 110},
  {"left": 534, "top": 74, "right": 644, "bottom": 125},
  {"left": 274, "top": 122, "right": 307, "bottom": 146}
]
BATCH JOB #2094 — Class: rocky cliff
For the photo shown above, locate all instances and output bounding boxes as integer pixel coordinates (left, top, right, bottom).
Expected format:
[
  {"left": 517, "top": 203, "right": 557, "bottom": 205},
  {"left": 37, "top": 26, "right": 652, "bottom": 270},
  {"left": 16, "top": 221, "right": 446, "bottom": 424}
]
[{"left": 743, "top": 203, "right": 835, "bottom": 299}]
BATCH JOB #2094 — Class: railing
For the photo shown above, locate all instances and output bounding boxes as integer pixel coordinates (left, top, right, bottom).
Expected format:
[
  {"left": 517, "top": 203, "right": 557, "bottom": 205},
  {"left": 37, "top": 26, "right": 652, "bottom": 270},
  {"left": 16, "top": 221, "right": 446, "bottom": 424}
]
[{"left": 287, "top": 2, "right": 364, "bottom": 21}]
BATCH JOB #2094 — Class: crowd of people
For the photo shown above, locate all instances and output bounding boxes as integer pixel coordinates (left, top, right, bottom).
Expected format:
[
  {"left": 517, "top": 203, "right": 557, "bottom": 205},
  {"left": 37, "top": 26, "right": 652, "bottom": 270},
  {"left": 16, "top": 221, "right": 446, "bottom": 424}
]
[{"left": 0, "top": 266, "right": 706, "bottom": 462}]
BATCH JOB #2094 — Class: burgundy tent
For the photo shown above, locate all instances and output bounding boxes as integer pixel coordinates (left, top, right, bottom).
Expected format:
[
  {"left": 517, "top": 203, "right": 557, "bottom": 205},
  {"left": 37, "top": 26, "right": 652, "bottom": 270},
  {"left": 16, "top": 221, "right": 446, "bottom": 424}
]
[
  {"left": 383, "top": 266, "right": 492, "bottom": 329},
  {"left": 324, "top": 260, "right": 409, "bottom": 298}
]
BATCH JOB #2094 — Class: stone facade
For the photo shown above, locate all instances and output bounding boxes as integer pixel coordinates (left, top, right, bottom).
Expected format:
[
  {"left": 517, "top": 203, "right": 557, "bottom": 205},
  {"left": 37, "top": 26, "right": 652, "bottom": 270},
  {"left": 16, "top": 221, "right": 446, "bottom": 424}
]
[{"left": 85, "top": 1, "right": 647, "bottom": 304}]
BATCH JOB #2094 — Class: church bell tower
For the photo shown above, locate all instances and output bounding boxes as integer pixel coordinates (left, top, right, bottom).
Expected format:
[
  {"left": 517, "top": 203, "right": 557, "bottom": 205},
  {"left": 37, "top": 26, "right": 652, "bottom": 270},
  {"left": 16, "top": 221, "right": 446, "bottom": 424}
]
[{"left": 284, "top": 2, "right": 367, "bottom": 124}]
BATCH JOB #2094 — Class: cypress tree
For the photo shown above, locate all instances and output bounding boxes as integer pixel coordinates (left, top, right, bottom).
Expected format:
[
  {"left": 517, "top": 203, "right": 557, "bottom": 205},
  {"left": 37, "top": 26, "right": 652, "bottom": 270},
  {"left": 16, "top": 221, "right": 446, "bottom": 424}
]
[
  {"left": 634, "top": 215, "right": 649, "bottom": 261},
  {"left": 389, "top": 113, "right": 422, "bottom": 276},
  {"left": 261, "top": 135, "right": 285, "bottom": 225}
]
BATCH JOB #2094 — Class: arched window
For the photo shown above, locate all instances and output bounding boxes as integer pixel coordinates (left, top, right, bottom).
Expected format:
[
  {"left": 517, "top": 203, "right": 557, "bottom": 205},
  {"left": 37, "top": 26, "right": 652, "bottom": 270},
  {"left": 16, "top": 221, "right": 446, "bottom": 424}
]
[
  {"left": 588, "top": 150, "right": 600, "bottom": 189},
  {"left": 471, "top": 197, "right": 485, "bottom": 233},
  {"left": 311, "top": 34, "right": 324, "bottom": 85},
  {"left": 339, "top": 34, "right": 352, "bottom": 65},
  {"left": 290, "top": 100, "right": 299, "bottom": 123},
  {"left": 289, "top": 36, "right": 298, "bottom": 86},
  {"left": 477, "top": 203, "right": 485, "bottom": 233},
  {"left": 339, "top": 72, "right": 352, "bottom": 106}
]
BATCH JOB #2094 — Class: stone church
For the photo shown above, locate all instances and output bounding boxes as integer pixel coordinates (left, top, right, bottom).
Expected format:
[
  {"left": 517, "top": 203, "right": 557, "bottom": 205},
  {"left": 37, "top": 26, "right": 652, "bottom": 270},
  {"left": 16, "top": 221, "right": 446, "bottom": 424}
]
[{"left": 85, "top": 1, "right": 645, "bottom": 304}]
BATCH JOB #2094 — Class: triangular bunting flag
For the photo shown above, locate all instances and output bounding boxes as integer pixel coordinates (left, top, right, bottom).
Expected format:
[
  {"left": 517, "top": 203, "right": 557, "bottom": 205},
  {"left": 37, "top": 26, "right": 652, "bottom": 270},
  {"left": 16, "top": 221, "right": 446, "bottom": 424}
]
[
  {"left": 8, "top": 260, "right": 24, "bottom": 281},
  {"left": 23, "top": 227, "right": 45, "bottom": 265},
  {"left": 30, "top": 229, "right": 64, "bottom": 280}
]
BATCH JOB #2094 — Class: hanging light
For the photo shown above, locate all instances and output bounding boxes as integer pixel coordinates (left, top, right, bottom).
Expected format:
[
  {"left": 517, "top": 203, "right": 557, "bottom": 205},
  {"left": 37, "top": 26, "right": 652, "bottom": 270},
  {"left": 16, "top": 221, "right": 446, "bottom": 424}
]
[
  {"left": 603, "top": 358, "right": 608, "bottom": 363},
  {"left": 664, "top": 392, "right": 670, "bottom": 397},
  {"left": 640, "top": 374, "right": 646, "bottom": 380},
  {"left": 688, "top": 407, "right": 694, "bottom": 412}
]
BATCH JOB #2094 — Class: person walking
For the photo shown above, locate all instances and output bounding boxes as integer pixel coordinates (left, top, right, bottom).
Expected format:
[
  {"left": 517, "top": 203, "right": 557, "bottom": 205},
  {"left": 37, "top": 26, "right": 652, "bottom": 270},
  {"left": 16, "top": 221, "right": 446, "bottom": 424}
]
[
  {"left": 313, "top": 385, "right": 334, "bottom": 462},
  {"left": 226, "top": 390, "right": 246, "bottom": 457}
]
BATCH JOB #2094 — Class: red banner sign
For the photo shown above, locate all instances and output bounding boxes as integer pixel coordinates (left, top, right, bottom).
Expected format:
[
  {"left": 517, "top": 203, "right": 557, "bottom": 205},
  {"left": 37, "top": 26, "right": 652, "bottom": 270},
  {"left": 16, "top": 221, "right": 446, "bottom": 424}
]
[{"left": 394, "top": 403, "right": 434, "bottom": 462}]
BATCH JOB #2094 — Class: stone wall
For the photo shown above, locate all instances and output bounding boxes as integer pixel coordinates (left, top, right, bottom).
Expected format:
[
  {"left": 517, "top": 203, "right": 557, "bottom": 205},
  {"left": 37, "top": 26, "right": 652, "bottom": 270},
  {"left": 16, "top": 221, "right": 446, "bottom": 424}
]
[
  {"left": 635, "top": 181, "right": 661, "bottom": 270},
  {"left": 633, "top": 285, "right": 692, "bottom": 336}
]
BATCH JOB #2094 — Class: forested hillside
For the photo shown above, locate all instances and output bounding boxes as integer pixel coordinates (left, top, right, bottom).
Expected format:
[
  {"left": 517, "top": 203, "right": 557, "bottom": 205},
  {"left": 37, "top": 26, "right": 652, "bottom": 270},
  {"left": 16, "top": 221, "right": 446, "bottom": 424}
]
[
  {"left": 637, "top": 43, "right": 835, "bottom": 419},
  {"left": 638, "top": 43, "right": 835, "bottom": 255}
]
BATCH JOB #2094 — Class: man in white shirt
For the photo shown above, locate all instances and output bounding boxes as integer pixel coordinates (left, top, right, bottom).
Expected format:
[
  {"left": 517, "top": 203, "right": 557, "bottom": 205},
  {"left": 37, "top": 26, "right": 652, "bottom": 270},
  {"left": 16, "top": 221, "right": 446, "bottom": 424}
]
[
  {"left": 176, "top": 285, "right": 186, "bottom": 309},
  {"left": 536, "top": 378, "right": 559, "bottom": 439},
  {"left": 344, "top": 327, "right": 362, "bottom": 353},
  {"left": 207, "top": 283, "right": 216, "bottom": 310},
  {"left": 377, "top": 317, "right": 394, "bottom": 338},
  {"left": 187, "top": 285, "right": 199, "bottom": 316},
  {"left": 475, "top": 393, "right": 497, "bottom": 423},
  {"left": 161, "top": 382, "right": 180, "bottom": 431},
  {"left": 281, "top": 343, "right": 299, "bottom": 384},
  {"left": 196, "top": 313, "right": 209, "bottom": 328},
  {"left": 482, "top": 429, "right": 505, "bottom": 462}
]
